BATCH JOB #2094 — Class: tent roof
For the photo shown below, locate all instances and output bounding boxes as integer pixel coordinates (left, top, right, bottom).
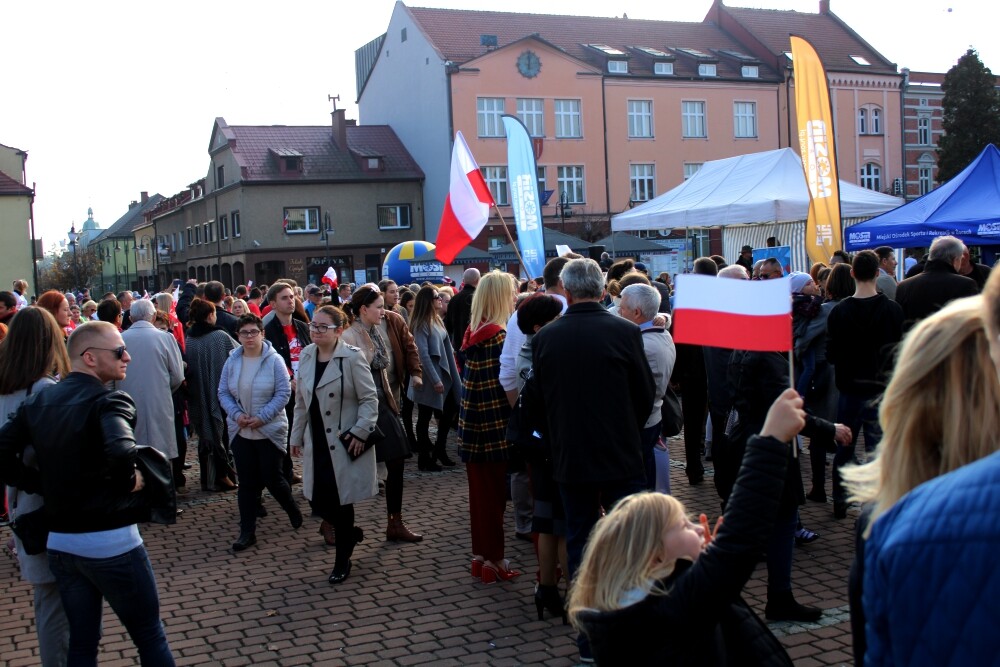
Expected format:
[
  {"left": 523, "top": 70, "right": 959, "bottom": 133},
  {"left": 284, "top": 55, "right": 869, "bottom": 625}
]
[
  {"left": 595, "top": 232, "right": 676, "bottom": 255},
  {"left": 612, "top": 148, "right": 901, "bottom": 231},
  {"left": 411, "top": 245, "right": 493, "bottom": 264},
  {"left": 490, "top": 228, "right": 591, "bottom": 260},
  {"left": 845, "top": 144, "right": 1000, "bottom": 250}
]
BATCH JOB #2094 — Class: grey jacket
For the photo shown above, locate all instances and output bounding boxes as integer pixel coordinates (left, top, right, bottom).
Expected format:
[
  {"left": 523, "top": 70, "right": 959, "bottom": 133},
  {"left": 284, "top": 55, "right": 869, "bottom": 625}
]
[
  {"left": 119, "top": 320, "right": 185, "bottom": 458},
  {"left": 640, "top": 327, "right": 677, "bottom": 429},
  {"left": 408, "top": 322, "right": 460, "bottom": 411},
  {"left": 218, "top": 340, "right": 291, "bottom": 450}
]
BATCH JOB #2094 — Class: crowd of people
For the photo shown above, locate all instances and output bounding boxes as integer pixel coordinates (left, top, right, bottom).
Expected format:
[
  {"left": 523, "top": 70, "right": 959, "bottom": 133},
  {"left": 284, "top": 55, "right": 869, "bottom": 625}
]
[{"left": 1, "top": 233, "right": 998, "bottom": 666}]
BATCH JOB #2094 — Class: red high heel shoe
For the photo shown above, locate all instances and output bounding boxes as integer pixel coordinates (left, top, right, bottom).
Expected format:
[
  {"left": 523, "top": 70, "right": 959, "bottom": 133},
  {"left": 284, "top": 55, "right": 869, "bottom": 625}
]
[
  {"left": 480, "top": 563, "right": 499, "bottom": 584},
  {"left": 471, "top": 558, "right": 484, "bottom": 579}
]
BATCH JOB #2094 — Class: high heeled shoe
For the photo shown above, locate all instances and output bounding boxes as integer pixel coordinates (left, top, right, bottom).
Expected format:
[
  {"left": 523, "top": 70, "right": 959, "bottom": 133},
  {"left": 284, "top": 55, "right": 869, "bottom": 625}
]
[
  {"left": 328, "top": 560, "right": 352, "bottom": 585},
  {"left": 471, "top": 558, "right": 484, "bottom": 579},
  {"left": 535, "top": 583, "right": 567, "bottom": 624},
  {"left": 481, "top": 559, "right": 521, "bottom": 583},
  {"left": 434, "top": 446, "right": 456, "bottom": 467},
  {"left": 496, "top": 559, "right": 522, "bottom": 581}
]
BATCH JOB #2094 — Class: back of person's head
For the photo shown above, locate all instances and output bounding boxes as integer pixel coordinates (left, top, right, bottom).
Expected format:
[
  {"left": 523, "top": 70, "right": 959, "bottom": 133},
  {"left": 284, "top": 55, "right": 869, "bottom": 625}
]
[
  {"left": 844, "top": 295, "right": 1000, "bottom": 530},
  {"left": 152, "top": 312, "right": 171, "bottom": 330},
  {"left": 568, "top": 492, "right": 687, "bottom": 625},
  {"left": 470, "top": 270, "right": 515, "bottom": 328},
  {"left": 620, "top": 284, "right": 661, "bottom": 321},
  {"left": 186, "top": 297, "right": 215, "bottom": 326},
  {"left": 235, "top": 285, "right": 248, "bottom": 299},
  {"left": 928, "top": 235, "right": 965, "bottom": 265},
  {"left": 618, "top": 272, "right": 651, "bottom": 290},
  {"left": 542, "top": 256, "right": 572, "bottom": 290},
  {"left": 129, "top": 298, "right": 156, "bottom": 323},
  {"left": 248, "top": 287, "right": 262, "bottom": 301},
  {"left": 825, "top": 263, "right": 855, "bottom": 300},
  {"left": 831, "top": 249, "right": 852, "bottom": 264},
  {"left": 710, "top": 255, "right": 727, "bottom": 268},
  {"left": 96, "top": 298, "right": 122, "bottom": 323},
  {"left": 153, "top": 293, "right": 173, "bottom": 314},
  {"left": 718, "top": 265, "right": 749, "bottom": 280},
  {"left": 983, "top": 265, "right": 1000, "bottom": 368},
  {"left": 203, "top": 281, "right": 225, "bottom": 304},
  {"left": 0, "top": 307, "right": 71, "bottom": 393},
  {"left": 605, "top": 258, "right": 635, "bottom": 284},
  {"left": 810, "top": 262, "right": 827, "bottom": 284},
  {"left": 409, "top": 285, "right": 443, "bottom": 333},
  {"left": 693, "top": 257, "right": 719, "bottom": 276},
  {"left": 0, "top": 291, "right": 16, "bottom": 309},
  {"left": 561, "top": 259, "right": 604, "bottom": 301},
  {"left": 463, "top": 268, "right": 481, "bottom": 286},
  {"left": 516, "top": 293, "right": 563, "bottom": 335},
  {"left": 851, "top": 249, "right": 880, "bottom": 282},
  {"left": 36, "top": 290, "right": 65, "bottom": 316}
]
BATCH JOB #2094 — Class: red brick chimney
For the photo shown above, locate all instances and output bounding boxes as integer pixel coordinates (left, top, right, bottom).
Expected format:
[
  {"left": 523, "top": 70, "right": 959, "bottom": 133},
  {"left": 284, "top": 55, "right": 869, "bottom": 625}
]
[
  {"left": 819, "top": 0, "right": 830, "bottom": 14},
  {"left": 332, "top": 109, "right": 347, "bottom": 150},
  {"left": 141, "top": 191, "right": 149, "bottom": 204}
]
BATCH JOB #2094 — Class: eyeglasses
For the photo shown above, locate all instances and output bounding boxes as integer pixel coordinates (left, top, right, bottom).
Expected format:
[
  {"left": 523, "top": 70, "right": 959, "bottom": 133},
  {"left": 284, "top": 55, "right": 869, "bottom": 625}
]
[
  {"left": 80, "top": 346, "right": 127, "bottom": 360},
  {"left": 309, "top": 322, "right": 338, "bottom": 333},
  {"left": 238, "top": 329, "right": 262, "bottom": 338}
]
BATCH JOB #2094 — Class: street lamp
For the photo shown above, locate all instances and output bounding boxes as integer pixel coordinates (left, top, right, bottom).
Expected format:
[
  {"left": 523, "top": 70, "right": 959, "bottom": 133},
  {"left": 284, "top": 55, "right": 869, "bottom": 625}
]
[
  {"left": 67, "top": 224, "right": 80, "bottom": 291},
  {"left": 322, "top": 212, "right": 333, "bottom": 267}
]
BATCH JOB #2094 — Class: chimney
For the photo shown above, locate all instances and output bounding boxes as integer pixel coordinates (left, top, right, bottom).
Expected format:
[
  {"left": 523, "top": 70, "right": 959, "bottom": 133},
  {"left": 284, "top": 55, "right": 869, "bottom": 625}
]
[
  {"left": 819, "top": 0, "right": 830, "bottom": 13},
  {"left": 332, "top": 108, "right": 347, "bottom": 150},
  {"left": 141, "top": 191, "right": 149, "bottom": 205}
]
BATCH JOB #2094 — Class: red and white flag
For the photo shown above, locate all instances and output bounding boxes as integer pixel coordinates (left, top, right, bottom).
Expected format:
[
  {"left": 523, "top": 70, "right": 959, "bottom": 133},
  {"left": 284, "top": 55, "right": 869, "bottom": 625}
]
[
  {"left": 673, "top": 274, "right": 791, "bottom": 352},
  {"left": 322, "top": 267, "right": 338, "bottom": 290},
  {"left": 435, "top": 131, "right": 494, "bottom": 265},
  {"left": 282, "top": 211, "right": 289, "bottom": 232}
]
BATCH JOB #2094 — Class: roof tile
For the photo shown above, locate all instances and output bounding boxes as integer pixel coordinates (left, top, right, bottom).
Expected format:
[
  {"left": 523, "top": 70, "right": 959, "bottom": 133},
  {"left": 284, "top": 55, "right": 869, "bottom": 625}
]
[{"left": 0, "top": 171, "right": 33, "bottom": 197}]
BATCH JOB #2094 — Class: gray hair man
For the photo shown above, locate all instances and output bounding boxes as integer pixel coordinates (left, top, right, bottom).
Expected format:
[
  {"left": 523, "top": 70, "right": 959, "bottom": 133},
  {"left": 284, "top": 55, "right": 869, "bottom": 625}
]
[
  {"left": 531, "top": 258, "right": 655, "bottom": 661},
  {"left": 444, "top": 267, "right": 481, "bottom": 356},
  {"left": 895, "top": 235, "right": 978, "bottom": 329},
  {"left": 120, "top": 298, "right": 185, "bottom": 482},
  {"left": 619, "top": 283, "right": 676, "bottom": 492}
]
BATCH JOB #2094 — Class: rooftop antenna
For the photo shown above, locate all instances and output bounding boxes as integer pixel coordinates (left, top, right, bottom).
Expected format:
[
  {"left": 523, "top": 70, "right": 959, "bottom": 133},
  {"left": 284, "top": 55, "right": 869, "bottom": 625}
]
[{"left": 328, "top": 94, "right": 340, "bottom": 112}]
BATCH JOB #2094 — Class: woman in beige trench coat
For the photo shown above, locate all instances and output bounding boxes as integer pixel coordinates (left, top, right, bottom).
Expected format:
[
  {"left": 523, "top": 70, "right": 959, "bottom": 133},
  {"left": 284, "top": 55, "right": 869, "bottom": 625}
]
[{"left": 290, "top": 305, "right": 379, "bottom": 584}]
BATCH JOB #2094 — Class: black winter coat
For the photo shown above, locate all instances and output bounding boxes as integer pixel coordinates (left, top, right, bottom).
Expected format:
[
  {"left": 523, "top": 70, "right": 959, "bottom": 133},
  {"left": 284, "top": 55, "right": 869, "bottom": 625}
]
[
  {"left": 895, "top": 259, "right": 979, "bottom": 331},
  {"left": 576, "top": 435, "right": 795, "bottom": 667}
]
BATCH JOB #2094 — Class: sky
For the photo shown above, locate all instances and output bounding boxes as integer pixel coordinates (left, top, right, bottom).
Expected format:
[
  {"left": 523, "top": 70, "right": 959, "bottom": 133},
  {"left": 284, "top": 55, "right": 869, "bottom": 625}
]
[{"left": 3, "top": 0, "right": 996, "bottom": 252}]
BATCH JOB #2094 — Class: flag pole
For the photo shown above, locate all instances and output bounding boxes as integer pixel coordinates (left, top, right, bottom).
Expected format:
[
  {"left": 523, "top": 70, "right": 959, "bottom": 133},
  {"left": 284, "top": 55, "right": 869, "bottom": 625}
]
[
  {"left": 789, "top": 344, "right": 798, "bottom": 459},
  {"left": 493, "top": 207, "right": 529, "bottom": 278}
]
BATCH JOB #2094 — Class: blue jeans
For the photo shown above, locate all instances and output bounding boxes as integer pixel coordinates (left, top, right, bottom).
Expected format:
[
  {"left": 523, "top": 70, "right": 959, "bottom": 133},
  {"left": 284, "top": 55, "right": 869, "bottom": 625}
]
[
  {"left": 48, "top": 545, "right": 174, "bottom": 667},
  {"left": 559, "top": 476, "right": 646, "bottom": 580},
  {"left": 833, "top": 392, "right": 883, "bottom": 503}
]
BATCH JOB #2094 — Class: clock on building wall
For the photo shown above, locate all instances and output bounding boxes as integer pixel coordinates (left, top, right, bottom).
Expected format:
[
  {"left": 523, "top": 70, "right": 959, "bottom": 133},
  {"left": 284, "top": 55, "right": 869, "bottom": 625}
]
[{"left": 517, "top": 50, "right": 541, "bottom": 78}]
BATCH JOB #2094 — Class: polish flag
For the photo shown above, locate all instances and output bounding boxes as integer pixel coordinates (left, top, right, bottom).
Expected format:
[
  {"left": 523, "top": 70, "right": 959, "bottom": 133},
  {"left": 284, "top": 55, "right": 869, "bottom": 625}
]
[
  {"left": 673, "top": 274, "right": 791, "bottom": 351},
  {"left": 282, "top": 211, "right": 289, "bottom": 232},
  {"left": 435, "top": 131, "right": 494, "bottom": 265},
  {"left": 322, "top": 267, "right": 338, "bottom": 290}
]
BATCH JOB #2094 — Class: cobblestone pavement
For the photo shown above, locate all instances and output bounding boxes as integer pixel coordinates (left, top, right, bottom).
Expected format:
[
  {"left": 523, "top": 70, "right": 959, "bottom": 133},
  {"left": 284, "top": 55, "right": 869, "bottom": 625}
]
[{"left": 1, "top": 433, "right": 858, "bottom": 666}]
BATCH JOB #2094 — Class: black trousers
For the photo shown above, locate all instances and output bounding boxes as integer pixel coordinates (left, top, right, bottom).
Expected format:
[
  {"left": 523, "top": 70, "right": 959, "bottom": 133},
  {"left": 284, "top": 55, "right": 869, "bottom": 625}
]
[
  {"left": 231, "top": 435, "right": 297, "bottom": 533},
  {"left": 310, "top": 435, "right": 357, "bottom": 567},
  {"left": 416, "top": 392, "right": 459, "bottom": 451}
]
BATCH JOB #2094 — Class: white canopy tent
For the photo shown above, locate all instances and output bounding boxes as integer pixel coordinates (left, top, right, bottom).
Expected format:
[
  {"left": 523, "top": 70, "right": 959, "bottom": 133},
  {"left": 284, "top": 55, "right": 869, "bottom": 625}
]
[{"left": 611, "top": 148, "right": 903, "bottom": 271}]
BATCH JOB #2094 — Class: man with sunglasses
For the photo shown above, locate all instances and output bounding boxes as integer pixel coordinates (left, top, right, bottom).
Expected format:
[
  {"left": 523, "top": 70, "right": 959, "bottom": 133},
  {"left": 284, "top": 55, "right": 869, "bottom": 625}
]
[
  {"left": 758, "top": 258, "right": 784, "bottom": 281},
  {"left": 0, "top": 321, "right": 176, "bottom": 664}
]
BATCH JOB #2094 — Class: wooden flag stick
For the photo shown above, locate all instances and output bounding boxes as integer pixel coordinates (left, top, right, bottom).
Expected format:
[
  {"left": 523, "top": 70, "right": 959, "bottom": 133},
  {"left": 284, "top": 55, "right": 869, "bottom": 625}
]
[
  {"left": 789, "top": 348, "right": 797, "bottom": 458},
  {"left": 493, "top": 208, "right": 529, "bottom": 279}
]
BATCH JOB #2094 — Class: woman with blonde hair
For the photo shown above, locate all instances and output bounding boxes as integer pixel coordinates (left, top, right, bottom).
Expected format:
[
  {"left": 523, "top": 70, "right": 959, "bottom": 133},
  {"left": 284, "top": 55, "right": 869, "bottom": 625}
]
[
  {"left": 0, "top": 307, "right": 72, "bottom": 664},
  {"left": 842, "top": 295, "right": 1000, "bottom": 665},
  {"left": 569, "top": 390, "right": 803, "bottom": 666},
  {"left": 460, "top": 270, "right": 519, "bottom": 583}
]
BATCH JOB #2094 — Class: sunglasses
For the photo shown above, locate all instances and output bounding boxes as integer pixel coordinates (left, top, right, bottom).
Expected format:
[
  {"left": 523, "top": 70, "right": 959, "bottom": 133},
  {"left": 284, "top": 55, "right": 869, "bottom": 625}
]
[{"left": 80, "top": 345, "right": 127, "bottom": 360}]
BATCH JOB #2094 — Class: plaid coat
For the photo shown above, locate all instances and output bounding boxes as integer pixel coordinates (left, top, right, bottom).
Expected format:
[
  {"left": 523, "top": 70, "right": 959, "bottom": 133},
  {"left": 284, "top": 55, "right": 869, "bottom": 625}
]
[{"left": 458, "top": 324, "right": 512, "bottom": 463}]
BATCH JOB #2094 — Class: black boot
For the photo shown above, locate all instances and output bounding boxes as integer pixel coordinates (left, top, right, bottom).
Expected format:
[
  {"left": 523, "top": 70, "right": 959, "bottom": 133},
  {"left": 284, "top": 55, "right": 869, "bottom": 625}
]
[
  {"left": 534, "top": 583, "right": 567, "bottom": 624},
  {"left": 434, "top": 441, "right": 456, "bottom": 467},
  {"left": 232, "top": 531, "right": 257, "bottom": 552},
  {"left": 765, "top": 589, "right": 823, "bottom": 623},
  {"left": 418, "top": 451, "right": 442, "bottom": 472},
  {"left": 329, "top": 527, "right": 363, "bottom": 584}
]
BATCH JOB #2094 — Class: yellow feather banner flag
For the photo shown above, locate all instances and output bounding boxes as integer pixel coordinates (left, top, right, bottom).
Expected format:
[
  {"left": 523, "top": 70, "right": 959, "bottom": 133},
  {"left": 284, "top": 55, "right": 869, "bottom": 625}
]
[{"left": 791, "top": 35, "right": 842, "bottom": 266}]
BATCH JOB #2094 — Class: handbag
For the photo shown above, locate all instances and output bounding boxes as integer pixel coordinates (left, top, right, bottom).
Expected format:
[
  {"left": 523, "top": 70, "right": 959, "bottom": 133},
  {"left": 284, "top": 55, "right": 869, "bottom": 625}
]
[
  {"left": 660, "top": 386, "right": 684, "bottom": 438},
  {"left": 337, "top": 358, "right": 385, "bottom": 461},
  {"left": 9, "top": 505, "right": 49, "bottom": 555}
]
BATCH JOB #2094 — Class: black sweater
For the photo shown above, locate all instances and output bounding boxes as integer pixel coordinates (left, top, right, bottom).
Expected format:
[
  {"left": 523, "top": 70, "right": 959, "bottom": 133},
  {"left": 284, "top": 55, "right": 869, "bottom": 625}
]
[{"left": 826, "top": 294, "right": 903, "bottom": 397}]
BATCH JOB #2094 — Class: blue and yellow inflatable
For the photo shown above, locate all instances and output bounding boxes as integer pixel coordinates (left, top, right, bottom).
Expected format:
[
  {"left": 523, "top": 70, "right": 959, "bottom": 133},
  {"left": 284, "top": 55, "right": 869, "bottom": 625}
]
[{"left": 382, "top": 241, "right": 445, "bottom": 285}]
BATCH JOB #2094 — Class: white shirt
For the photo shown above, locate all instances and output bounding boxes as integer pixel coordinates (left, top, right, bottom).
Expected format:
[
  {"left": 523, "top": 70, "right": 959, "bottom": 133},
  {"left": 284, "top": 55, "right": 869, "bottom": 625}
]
[{"left": 498, "top": 293, "right": 567, "bottom": 392}]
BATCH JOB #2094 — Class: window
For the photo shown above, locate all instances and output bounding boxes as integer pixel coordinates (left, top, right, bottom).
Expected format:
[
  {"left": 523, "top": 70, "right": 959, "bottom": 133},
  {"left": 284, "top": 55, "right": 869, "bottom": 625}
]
[
  {"left": 654, "top": 62, "right": 674, "bottom": 76},
  {"left": 216, "top": 165, "right": 225, "bottom": 189},
  {"left": 401, "top": 27, "right": 407, "bottom": 42},
  {"left": 629, "top": 164, "right": 655, "bottom": 202},
  {"left": 477, "top": 97, "right": 505, "bottom": 137},
  {"left": 219, "top": 214, "right": 229, "bottom": 240},
  {"left": 919, "top": 167, "right": 933, "bottom": 195},
  {"left": 682, "top": 101, "right": 706, "bottom": 138},
  {"left": 481, "top": 166, "right": 509, "bottom": 206},
  {"left": 859, "top": 105, "right": 883, "bottom": 135},
  {"left": 608, "top": 60, "right": 628, "bottom": 74},
  {"left": 194, "top": 225, "right": 201, "bottom": 245},
  {"left": 175, "top": 232, "right": 182, "bottom": 252},
  {"left": 536, "top": 166, "right": 547, "bottom": 195},
  {"left": 872, "top": 108, "right": 882, "bottom": 134},
  {"left": 860, "top": 163, "right": 881, "bottom": 191},
  {"left": 733, "top": 102, "right": 757, "bottom": 138},
  {"left": 377, "top": 204, "right": 412, "bottom": 230},
  {"left": 232, "top": 211, "right": 241, "bottom": 237},
  {"left": 283, "top": 207, "right": 321, "bottom": 233},
  {"left": 516, "top": 98, "right": 544, "bottom": 137},
  {"left": 850, "top": 55, "right": 871, "bottom": 66},
  {"left": 858, "top": 108, "right": 867, "bottom": 134},
  {"left": 554, "top": 99, "right": 582, "bottom": 138},
  {"left": 557, "top": 166, "right": 585, "bottom": 204},
  {"left": 203, "top": 222, "right": 212, "bottom": 243},
  {"left": 488, "top": 236, "right": 504, "bottom": 250},
  {"left": 918, "top": 117, "right": 931, "bottom": 145},
  {"left": 627, "top": 100, "right": 653, "bottom": 138},
  {"left": 698, "top": 63, "right": 717, "bottom": 77},
  {"left": 186, "top": 227, "right": 193, "bottom": 246},
  {"left": 919, "top": 98, "right": 929, "bottom": 106},
  {"left": 683, "top": 163, "right": 703, "bottom": 180},
  {"left": 741, "top": 65, "right": 759, "bottom": 78}
]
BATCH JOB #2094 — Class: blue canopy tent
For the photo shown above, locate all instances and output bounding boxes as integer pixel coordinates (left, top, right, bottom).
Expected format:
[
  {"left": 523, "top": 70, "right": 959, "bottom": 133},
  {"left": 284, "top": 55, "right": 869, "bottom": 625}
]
[{"left": 845, "top": 144, "right": 1000, "bottom": 251}]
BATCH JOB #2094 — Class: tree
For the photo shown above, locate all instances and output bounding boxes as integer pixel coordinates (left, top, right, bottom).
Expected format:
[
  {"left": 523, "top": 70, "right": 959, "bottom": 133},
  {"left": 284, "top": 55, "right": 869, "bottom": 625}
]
[
  {"left": 937, "top": 48, "right": 1000, "bottom": 183},
  {"left": 37, "top": 246, "right": 105, "bottom": 293}
]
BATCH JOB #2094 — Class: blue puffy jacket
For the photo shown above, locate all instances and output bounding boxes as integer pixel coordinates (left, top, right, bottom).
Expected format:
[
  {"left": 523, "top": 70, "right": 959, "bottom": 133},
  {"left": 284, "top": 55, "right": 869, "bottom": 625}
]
[{"left": 863, "top": 449, "right": 1000, "bottom": 666}]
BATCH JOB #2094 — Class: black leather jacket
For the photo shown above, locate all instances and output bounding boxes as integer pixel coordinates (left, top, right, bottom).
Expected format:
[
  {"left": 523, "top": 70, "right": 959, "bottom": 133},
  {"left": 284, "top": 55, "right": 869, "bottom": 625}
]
[{"left": 0, "top": 373, "right": 145, "bottom": 533}]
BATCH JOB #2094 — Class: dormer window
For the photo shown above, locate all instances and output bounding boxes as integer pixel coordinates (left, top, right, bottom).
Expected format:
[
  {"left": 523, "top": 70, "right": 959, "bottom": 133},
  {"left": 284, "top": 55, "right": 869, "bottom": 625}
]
[
  {"left": 698, "top": 63, "right": 717, "bottom": 77},
  {"left": 272, "top": 149, "right": 304, "bottom": 175},
  {"left": 654, "top": 62, "right": 674, "bottom": 76},
  {"left": 608, "top": 60, "right": 628, "bottom": 74},
  {"left": 368, "top": 158, "right": 381, "bottom": 170},
  {"left": 741, "top": 65, "right": 759, "bottom": 78},
  {"left": 850, "top": 55, "right": 871, "bottom": 66}
]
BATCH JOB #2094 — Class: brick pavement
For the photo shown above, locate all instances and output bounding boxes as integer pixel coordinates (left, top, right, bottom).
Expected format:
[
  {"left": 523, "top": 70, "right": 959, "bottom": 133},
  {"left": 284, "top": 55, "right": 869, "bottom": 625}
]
[{"left": 1, "top": 433, "right": 859, "bottom": 666}]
